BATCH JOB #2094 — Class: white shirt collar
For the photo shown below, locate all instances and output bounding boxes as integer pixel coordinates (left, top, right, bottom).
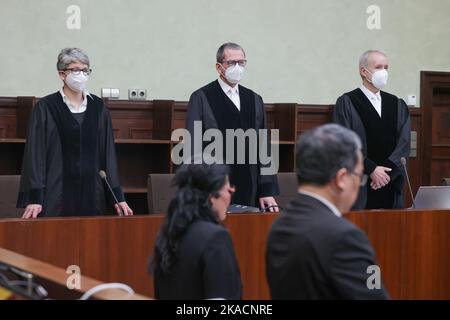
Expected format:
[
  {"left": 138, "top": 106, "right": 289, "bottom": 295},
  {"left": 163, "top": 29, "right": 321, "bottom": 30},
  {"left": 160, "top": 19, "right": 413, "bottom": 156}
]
[
  {"left": 298, "top": 190, "right": 342, "bottom": 217},
  {"left": 59, "top": 88, "right": 91, "bottom": 113},
  {"left": 218, "top": 77, "right": 239, "bottom": 95},
  {"left": 360, "top": 84, "right": 381, "bottom": 102}
]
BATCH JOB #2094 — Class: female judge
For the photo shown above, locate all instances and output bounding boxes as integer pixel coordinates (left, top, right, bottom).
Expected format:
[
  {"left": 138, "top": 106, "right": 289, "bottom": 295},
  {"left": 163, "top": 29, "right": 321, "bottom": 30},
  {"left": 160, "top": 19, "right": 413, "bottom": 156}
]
[{"left": 17, "top": 48, "right": 133, "bottom": 218}]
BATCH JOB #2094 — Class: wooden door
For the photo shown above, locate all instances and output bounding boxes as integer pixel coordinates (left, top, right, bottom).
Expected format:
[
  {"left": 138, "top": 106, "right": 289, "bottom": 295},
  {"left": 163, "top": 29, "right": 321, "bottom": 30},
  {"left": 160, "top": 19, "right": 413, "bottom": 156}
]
[{"left": 420, "top": 71, "right": 450, "bottom": 185}]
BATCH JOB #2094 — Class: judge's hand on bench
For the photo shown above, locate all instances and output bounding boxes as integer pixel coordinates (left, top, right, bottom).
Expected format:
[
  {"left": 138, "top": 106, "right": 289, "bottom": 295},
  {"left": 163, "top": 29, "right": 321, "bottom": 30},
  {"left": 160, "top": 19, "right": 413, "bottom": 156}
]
[
  {"left": 22, "top": 204, "right": 42, "bottom": 219},
  {"left": 115, "top": 202, "right": 134, "bottom": 216},
  {"left": 259, "top": 197, "right": 279, "bottom": 213},
  {"left": 22, "top": 202, "right": 133, "bottom": 218}
]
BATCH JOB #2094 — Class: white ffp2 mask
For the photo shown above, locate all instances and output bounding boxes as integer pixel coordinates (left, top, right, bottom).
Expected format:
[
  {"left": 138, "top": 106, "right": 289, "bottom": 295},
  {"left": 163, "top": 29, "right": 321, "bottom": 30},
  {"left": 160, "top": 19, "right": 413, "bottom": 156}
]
[
  {"left": 65, "top": 72, "right": 89, "bottom": 92},
  {"left": 366, "top": 68, "right": 388, "bottom": 90},
  {"left": 223, "top": 64, "right": 245, "bottom": 85}
]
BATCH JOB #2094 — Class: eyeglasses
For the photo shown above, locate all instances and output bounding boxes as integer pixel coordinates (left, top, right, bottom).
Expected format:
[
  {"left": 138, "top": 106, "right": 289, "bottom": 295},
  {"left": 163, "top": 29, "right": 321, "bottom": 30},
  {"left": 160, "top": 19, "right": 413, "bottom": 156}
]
[
  {"left": 63, "top": 68, "right": 92, "bottom": 76},
  {"left": 349, "top": 171, "right": 368, "bottom": 186},
  {"left": 222, "top": 60, "right": 247, "bottom": 67}
]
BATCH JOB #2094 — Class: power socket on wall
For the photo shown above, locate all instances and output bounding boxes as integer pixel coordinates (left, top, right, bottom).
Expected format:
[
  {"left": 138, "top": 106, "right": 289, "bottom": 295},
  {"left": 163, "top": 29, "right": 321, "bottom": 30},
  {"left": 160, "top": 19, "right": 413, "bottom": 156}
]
[{"left": 128, "top": 89, "right": 147, "bottom": 100}]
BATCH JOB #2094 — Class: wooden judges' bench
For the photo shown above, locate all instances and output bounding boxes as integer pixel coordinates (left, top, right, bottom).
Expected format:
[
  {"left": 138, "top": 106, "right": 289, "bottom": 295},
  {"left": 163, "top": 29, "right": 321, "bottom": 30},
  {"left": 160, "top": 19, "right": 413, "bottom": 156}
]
[{"left": 0, "top": 210, "right": 449, "bottom": 299}]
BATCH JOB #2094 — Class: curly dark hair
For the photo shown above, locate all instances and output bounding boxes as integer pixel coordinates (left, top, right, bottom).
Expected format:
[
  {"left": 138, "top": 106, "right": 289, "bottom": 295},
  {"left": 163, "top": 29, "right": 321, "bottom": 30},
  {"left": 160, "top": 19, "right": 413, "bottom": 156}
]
[{"left": 151, "top": 163, "right": 229, "bottom": 275}]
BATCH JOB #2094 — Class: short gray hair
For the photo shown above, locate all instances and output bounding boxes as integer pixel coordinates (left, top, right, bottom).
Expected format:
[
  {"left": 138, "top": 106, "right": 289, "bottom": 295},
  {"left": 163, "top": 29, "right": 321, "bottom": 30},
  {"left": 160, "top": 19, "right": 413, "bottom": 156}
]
[
  {"left": 216, "top": 42, "right": 245, "bottom": 63},
  {"left": 296, "top": 124, "right": 362, "bottom": 186},
  {"left": 358, "top": 50, "right": 386, "bottom": 69},
  {"left": 57, "top": 48, "right": 90, "bottom": 71}
]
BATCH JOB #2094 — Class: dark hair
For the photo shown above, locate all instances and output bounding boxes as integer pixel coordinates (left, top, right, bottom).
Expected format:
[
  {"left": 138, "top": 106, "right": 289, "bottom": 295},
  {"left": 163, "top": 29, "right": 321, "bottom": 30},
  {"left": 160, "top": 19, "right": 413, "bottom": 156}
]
[
  {"left": 151, "top": 163, "right": 229, "bottom": 275},
  {"left": 296, "top": 124, "right": 362, "bottom": 186},
  {"left": 216, "top": 42, "right": 245, "bottom": 63}
]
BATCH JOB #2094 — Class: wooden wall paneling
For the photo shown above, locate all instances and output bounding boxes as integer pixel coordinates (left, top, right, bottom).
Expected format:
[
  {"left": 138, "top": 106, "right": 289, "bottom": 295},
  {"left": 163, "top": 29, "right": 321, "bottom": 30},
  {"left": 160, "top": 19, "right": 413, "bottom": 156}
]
[
  {"left": 273, "top": 103, "right": 297, "bottom": 141},
  {"left": 0, "top": 100, "right": 17, "bottom": 138},
  {"left": 106, "top": 99, "right": 154, "bottom": 139},
  {"left": 16, "top": 96, "right": 36, "bottom": 138},
  {"left": 276, "top": 144, "right": 294, "bottom": 172},
  {"left": 173, "top": 102, "right": 187, "bottom": 130},
  {"left": 271, "top": 104, "right": 297, "bottom": 172},
  {"left": 153, "top": 100, "right": 174, "bottom": 140},
  {"left": 296, "top": 105, "right": 333, "bottom": 136},
  {"left": 116, "top": 142, "right": 171, "bottom": 190},
  {"left": 264, "top": 104, "right": 276, "bottom": 132},
  {"left": 0, "top": 97, "right": 19, "bottom": 119},
  {"left": 0, "top": 140, "right": 25, "bottom": 175}
]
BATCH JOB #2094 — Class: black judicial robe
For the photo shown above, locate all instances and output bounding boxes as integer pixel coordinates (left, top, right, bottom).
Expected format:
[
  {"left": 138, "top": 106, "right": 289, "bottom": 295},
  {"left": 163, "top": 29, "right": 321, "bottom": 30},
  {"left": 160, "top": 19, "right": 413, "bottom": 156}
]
[
  {"left": 16, "top": 92, "right": 125, "bottom": 217},
  {"left": 186, "top": 80, "right": 279, "bottom": 207},
  {"left": 332, "top": 88, "right": 411, "bottom": 209}
]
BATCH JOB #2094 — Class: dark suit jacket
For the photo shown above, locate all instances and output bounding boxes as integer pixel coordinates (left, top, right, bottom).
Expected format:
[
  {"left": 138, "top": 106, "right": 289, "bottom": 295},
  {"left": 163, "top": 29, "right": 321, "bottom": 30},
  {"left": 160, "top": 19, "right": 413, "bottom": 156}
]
[
  {"left": 266, "top": 193, "right": 389, "bottom": 299},
  {"left": 154, "top": 220, "right": 242, "bottom": 300}
]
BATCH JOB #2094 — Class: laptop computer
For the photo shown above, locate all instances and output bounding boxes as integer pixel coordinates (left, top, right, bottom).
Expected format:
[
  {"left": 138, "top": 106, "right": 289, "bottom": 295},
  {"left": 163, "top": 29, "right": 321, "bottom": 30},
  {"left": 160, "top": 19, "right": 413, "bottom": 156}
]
[
  {"left": 413, "top": 186, "right": 450, "bottom": 209},
  {"left": 227, "top": 204, "right": 261, "bottom": 213}
]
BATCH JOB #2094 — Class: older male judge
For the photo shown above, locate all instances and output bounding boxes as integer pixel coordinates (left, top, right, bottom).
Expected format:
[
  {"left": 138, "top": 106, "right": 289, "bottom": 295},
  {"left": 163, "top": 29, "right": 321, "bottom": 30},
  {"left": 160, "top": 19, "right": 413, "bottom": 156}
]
[
  {"left": 332, "top": 50, "right": 410, "bottom": 209},
  {"left": 185, "top": 43, "right": 279, "bottom": 211},
  {"left": 17, "top": 48, "right": 133, "bottom": 218}
]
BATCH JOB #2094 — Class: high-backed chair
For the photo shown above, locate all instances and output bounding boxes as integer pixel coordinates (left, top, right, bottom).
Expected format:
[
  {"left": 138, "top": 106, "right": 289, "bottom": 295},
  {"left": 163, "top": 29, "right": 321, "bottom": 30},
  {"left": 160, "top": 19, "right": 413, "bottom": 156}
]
[
  {"left": 147, "top": 173, "right": 176, "bottom": 214},
  {"left": 442, "top": 178, "right": 450, "bottom": 186},
  {"left": 274, "top": 172, "right": 297, "bottom": 210},
  {"left": 0, "top": 175, "right": 23, "bottom": 218}
]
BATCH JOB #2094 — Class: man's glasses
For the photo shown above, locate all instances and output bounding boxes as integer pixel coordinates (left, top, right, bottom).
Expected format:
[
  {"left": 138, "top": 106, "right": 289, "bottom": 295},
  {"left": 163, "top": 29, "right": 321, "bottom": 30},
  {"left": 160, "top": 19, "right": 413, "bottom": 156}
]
[
  {"left": 349, "top": 171, "right": 368, "bottom": 186},
  {"left": 63, "top": 68, "right": 92, "bottom": 76},
  {"left": 222, "top": 60, "right": 247, "bottom": 67}
]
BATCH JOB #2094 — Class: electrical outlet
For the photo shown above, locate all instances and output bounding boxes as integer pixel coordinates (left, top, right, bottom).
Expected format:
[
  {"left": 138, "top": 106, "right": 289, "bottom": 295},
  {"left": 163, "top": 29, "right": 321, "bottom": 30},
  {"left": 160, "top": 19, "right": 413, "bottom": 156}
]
[
  {"left": 128, "top": 89, "right": 138, "bottom": 100},
  {"left": 407, "top": 95, "right": 417, "bottom": 106},
  {"left": 128, "top": 88, "right": 146, "bottom": 100},
  {"left": 137, "top": 89, "right": 147, "bottom": 100}
]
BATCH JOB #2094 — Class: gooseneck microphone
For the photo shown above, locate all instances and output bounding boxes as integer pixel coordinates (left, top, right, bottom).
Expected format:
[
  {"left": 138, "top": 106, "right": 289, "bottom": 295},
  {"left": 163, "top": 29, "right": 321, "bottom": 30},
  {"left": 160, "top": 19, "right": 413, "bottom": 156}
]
[
  {"left": 99, "top": 170, "right": 124, "bottom": 216},
  {"left": 400, "top": 157, "right": 416, "bottom": 209}
]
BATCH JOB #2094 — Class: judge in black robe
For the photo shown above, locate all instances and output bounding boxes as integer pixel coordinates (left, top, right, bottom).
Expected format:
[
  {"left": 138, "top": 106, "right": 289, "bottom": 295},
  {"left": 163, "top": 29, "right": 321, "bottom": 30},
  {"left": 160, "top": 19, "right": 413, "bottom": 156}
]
[
  {"left": 17, "top": 47, "right": 133, "bottom": 218},
  {"left": 185, "top": 43, "right": 279, "bottom": 210},
  {"left": 332, "top": 50, "right": 411, "bottom": 209}
]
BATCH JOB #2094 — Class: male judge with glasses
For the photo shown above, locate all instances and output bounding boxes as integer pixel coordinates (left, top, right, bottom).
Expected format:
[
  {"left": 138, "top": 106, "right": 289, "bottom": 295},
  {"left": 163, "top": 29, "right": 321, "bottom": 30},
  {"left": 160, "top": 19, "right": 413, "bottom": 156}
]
[
  {"left": 17, "top": 48, "right": 133, "bottom": 218},
  {"left": 185, "top": 43, "right": 279, "bottom": 212}
]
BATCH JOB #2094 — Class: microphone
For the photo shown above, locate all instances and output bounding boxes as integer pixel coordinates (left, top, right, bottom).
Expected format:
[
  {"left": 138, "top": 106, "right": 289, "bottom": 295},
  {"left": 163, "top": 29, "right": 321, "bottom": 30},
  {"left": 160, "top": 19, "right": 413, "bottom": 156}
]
[
  {"left": 99, "top": 170, "right": 124, "bottom": 216},
  {"left": 400, "top": 157, "right": 415, "bottom": 209}
]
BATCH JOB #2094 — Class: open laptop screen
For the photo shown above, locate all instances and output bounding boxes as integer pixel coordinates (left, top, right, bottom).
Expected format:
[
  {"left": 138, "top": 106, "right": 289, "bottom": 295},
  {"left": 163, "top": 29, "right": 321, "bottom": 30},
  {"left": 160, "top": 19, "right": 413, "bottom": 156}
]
[{"left": 414, "top": 186, "right": 450, "bottom": 209}]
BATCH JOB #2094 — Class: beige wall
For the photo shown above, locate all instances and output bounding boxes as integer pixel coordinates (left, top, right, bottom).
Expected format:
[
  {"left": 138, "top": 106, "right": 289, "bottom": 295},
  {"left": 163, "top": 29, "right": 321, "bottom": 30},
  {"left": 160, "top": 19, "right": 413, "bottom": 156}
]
[{"left": 1, "top": 0, "right": 449, "bottom": 105}]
